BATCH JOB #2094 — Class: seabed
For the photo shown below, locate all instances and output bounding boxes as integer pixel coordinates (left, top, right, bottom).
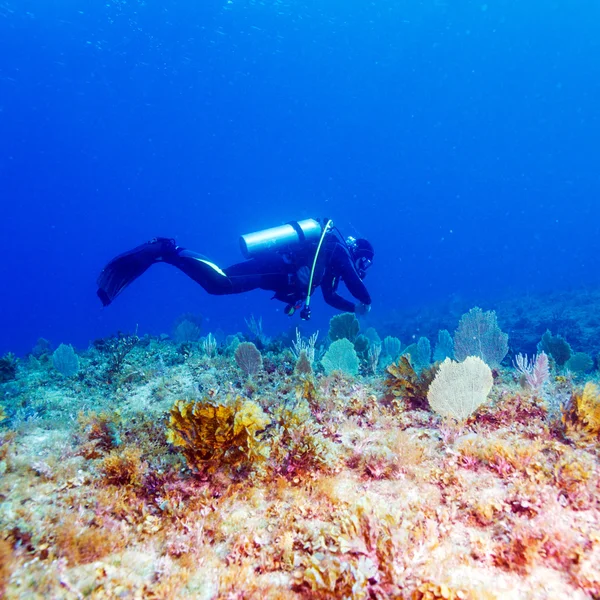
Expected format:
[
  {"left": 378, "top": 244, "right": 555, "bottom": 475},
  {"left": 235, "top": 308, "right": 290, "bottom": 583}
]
[{"left": 0, "top": 331, "right": 599, "bottom": 600}]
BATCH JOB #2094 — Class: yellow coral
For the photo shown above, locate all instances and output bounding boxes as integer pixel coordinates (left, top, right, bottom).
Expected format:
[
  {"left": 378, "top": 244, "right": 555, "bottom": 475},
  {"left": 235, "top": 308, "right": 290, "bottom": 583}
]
[
  {"left": 0, "top": 405, "right": 6, "bottom": 423},
  {"left": 576, "top": 382, "right": 600, "bottom": 435},
  {"left": 563, "top": 382, "right": 600, "bottom": 446},
  {"left": 233, "top": 399, "right": 271, "bottom": 437},
  {"left": 166, "top": 397, "right": 270, "bottom": 473}
]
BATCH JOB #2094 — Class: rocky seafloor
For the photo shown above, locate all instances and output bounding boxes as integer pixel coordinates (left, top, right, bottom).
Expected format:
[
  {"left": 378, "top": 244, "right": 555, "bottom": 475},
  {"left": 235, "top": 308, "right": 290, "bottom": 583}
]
[{"left": 0, "top": 312, "right": 599, "bottom": 600}]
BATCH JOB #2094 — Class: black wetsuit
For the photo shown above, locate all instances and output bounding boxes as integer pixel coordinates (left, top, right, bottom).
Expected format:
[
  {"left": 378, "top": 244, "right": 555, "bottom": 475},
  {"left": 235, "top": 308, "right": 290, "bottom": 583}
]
[{"left": 97, "top": 234, "right": 371, "bottom": 313}]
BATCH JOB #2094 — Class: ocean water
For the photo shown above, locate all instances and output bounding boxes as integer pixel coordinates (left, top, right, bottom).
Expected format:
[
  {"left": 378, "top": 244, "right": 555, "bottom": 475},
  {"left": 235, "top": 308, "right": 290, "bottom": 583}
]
[
  {"left": 1, "top": 0, "right": 599, "bottom": 356},
  {"left": 3, "top": 4, "right": 600, "bottom": 597}
]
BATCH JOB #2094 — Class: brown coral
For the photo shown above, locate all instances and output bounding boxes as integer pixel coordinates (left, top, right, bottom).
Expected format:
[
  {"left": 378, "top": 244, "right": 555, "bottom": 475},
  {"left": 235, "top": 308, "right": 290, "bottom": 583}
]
[
  {"left": 384, "top": 356, "right": 438, "bottom": 410},
  {"left": 166, "top": 396, "right": 270, "bottom": 475}
]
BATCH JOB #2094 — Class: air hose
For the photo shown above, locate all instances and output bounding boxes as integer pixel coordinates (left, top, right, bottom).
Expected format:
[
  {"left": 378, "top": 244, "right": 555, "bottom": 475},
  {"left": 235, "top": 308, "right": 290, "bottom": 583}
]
[{"left": 300, "top": 219, "right": 334, "bottom": 320}]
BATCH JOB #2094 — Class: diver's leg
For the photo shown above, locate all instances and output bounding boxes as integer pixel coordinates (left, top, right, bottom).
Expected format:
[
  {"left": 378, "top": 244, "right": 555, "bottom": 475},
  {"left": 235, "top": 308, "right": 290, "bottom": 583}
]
[
  {"left": 168, "top": 251, "right": 292, "bottom": 296},
  {"left": 97, "top": 239, "right": 290, "bottom": 305},
  {"left": 167, "top": 250, "right": 267, "bottom": 295},
  {"left": 96, "top": 237, "right": 178, "bottom": 306}
]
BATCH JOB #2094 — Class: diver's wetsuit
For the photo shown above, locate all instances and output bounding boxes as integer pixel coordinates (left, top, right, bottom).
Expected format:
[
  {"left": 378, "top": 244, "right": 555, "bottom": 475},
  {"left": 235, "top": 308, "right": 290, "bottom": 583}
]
[{"left": 97, "top": 234, "right": 371, "bottom": 313}]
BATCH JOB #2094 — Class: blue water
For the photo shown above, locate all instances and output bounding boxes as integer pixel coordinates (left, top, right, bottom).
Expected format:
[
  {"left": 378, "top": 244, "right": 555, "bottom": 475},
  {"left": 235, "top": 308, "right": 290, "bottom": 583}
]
[{"left": 1, "top": 0, "right": 599, "bottom": 356}]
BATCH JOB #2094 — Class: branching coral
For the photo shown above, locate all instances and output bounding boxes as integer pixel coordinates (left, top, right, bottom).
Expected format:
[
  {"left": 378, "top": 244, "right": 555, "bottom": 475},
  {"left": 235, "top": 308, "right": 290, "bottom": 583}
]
[
  {"left": 270, "top": 397, "right": 339, "bottom": 477},
  {"left": 77, "top": 410, "right": 122, "bottom": 459},
  {"left": 5, "top": 320, "right": 600, "bottom": 599},
  {"left": 99, "top": 446, "right": 146, "bottom": 487},
  {"left": 166, "top": 396, "right": 271, "bottom": 475},
  {"left": 94, "top": 332, "right": 139, "bottom": 383}
]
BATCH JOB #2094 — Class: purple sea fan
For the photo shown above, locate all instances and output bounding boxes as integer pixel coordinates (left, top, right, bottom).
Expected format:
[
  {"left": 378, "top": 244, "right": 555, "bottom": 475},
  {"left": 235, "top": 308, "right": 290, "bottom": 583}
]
[
  {"left": 234, "top": 342, "right": 263, "bottom": 376},
  {"left": 454, "top": 307, "right": 509, "bottom": 368},
  {"left": 513, "top": 352, "right": 549, "bottom": 393}
]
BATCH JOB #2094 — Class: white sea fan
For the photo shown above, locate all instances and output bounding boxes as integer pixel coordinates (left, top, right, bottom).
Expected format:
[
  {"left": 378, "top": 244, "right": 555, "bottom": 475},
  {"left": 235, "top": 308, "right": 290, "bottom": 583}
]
[{"left": 427, "top": 356, "right": 494, "bottom": 421}]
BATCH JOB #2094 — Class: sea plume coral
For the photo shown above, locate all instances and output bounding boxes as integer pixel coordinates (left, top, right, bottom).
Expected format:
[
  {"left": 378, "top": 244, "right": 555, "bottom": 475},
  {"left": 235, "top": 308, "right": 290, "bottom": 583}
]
[
  {"left": 513, "top": 352, "right": 549, "bottom": 393},
  {"left": 166, "top": 397, "right": 271, "bottom": 475}
]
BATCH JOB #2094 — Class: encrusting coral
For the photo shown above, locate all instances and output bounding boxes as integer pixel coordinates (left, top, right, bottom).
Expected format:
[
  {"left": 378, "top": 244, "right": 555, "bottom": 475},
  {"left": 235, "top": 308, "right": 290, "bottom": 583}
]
[{"left": 0, "top": 328, "right": 600, "bottom": 599}]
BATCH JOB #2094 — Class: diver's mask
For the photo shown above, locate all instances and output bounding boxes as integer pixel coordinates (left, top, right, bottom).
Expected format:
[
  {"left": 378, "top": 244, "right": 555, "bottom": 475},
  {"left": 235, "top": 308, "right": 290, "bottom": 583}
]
[
  {"left": 347, "top": 236, "right": 374, "bottom": 279},
  {"left": 355, "top": 256, "right": 372, "bottom": 279}
]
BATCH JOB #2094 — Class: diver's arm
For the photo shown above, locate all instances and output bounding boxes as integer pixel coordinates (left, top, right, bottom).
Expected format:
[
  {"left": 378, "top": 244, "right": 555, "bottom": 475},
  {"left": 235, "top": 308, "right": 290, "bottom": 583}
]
[
  {"left": 321, "top": 275, "right": 357, "bottom": 312},
  {"left": 337, "top": 246, "right": 372, "bottom": 306}
]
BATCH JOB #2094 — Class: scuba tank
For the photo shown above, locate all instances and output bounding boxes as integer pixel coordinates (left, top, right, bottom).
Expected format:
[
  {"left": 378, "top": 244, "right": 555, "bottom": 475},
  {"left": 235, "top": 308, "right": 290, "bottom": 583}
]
[{"left": 239, "top": 219, "right": 323, "bottom": 258}]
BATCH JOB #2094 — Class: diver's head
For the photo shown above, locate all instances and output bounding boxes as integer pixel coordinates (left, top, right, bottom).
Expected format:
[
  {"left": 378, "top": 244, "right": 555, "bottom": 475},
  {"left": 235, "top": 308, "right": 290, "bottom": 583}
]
[{"left": 346, "top": 236, "right": 374, "bottom": 278}]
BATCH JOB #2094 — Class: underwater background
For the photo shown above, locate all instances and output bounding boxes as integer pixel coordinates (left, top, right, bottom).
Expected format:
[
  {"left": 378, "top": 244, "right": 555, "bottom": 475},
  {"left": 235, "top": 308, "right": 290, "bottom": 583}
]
[
  {"left": 4, "top": 2, "right": 600, "bottom": 598},
  {"left": 1, "top": 0, "right": 599, "bottom": 355}
]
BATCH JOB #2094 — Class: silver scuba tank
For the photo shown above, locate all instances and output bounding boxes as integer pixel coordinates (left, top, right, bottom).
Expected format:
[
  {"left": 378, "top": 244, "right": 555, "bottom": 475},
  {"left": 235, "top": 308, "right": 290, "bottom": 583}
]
[{"left": 239, "top": 219, "right": 323, "bottom": 258}]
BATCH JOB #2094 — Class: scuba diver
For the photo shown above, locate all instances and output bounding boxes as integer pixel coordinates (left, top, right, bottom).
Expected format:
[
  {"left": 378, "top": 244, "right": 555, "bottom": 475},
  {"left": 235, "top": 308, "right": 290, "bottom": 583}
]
[{"left": 96, "top": 219, "right": 374, "bottom": 320}]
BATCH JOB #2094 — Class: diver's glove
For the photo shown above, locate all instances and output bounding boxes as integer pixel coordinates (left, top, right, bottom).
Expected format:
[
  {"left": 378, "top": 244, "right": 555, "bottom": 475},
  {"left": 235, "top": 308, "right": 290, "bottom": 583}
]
[{"left": 354, "top": 302, "right": 372, "bottom": 316}]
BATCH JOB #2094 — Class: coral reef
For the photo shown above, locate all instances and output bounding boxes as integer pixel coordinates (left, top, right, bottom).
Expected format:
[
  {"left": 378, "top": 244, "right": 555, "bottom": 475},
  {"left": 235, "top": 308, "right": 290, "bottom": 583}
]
[
  {"left": 0, "top": 323, "right": 599, "bottom": 599},
  {"left": 328, "top": 312, "right": 360, "bottom": 342},
  {"left": 0, "top": 353, "right": 17, "bottom": 383}
]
